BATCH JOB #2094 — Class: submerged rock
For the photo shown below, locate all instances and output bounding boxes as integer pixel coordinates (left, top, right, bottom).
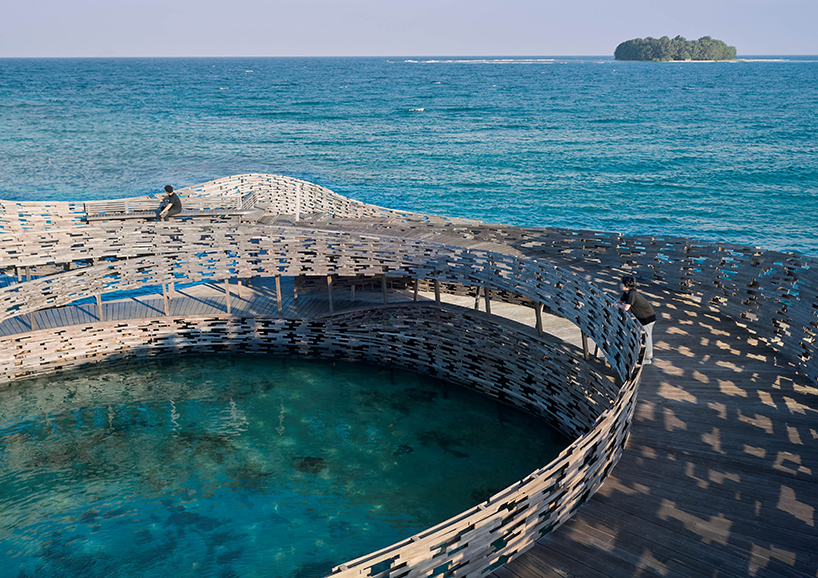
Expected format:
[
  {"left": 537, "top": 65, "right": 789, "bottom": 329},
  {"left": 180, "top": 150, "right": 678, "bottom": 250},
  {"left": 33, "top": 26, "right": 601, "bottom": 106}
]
[
  {"left": 392, "top": 444, "right": 414, "bottom": 456},
  {"left": 295, "top": 456, "right": 326, "bottom": 473}
]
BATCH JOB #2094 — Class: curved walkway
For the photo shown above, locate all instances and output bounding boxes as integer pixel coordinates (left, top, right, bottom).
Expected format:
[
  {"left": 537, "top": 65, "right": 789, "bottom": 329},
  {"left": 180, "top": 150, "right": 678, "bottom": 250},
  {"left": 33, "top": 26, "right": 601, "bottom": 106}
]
[
  {"left": 2, "top": 176, "right": 816, "bottom": 577},
  {"left": 493, "top": 284, "right": 818, "bottom": 578}
]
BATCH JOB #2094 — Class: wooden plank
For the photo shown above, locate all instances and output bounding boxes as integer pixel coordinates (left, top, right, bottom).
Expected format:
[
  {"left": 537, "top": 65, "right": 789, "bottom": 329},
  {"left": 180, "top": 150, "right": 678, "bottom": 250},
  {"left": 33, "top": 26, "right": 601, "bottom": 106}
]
[
  {"left": 327, "top": 275, "right": 334, "bottom": 314},
  {"left": 275, "top": 275, "right": 283, "bottom": 313}
]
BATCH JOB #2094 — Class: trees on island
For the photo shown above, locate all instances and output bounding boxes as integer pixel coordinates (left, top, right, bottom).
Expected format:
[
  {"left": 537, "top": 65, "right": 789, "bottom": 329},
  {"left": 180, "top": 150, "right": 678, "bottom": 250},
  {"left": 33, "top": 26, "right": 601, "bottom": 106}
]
[{"left": 614, "top": 36, "right": 737, "bottom": 61}]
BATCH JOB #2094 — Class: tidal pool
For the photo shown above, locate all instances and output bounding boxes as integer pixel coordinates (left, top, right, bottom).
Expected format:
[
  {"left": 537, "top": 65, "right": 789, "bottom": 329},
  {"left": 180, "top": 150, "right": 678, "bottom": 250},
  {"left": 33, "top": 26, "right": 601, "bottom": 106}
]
[{"left": 0, "top": 356, "right": 570, "bottom": 577}]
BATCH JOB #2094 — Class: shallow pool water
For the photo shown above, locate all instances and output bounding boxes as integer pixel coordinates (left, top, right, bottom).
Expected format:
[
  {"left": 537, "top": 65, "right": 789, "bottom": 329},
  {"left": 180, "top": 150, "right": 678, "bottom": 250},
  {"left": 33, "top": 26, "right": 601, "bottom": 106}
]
[{"left": 0, "top": 356, "right": 569, "bottom": 578}]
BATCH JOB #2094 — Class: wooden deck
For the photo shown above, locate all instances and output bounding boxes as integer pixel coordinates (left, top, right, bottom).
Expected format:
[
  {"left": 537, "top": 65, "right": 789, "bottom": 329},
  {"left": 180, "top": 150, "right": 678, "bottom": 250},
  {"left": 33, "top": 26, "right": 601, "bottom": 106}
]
[
  {"left": 492, "top": 284, "right": 818, "bottom": 578},
  {"left": 6, "top": 269, "right": 814, "bottom": 576},
  {"left": 2, "top": 175, "right": 816, "bottom": 578},
  {"left": 0, "top": 276, "right": 587, "bottom": 351}
]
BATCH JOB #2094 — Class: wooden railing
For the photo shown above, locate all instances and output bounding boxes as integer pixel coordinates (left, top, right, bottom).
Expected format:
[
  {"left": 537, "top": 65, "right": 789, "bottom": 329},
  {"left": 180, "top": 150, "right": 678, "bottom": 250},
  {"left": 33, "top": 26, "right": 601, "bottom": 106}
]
[
  {"left": 0, "top": 237, "right": 642, "bottom": 578},
  {"left": 3, "top": 172, "right": 816, "bottom": 576}
]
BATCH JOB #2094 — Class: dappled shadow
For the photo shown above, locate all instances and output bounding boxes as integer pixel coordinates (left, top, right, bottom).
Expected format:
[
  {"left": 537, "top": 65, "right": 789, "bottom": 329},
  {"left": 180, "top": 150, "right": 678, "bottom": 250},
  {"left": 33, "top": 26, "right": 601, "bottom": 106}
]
[{"left": 496, "top": 286, "right": 818, "bottom": 578}]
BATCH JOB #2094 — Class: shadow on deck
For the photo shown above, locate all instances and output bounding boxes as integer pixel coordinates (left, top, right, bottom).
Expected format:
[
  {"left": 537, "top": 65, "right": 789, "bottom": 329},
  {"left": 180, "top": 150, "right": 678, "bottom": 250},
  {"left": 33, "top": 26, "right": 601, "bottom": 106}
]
[{"left": 493, "top": 286, "right": 818, "bottom": 578}]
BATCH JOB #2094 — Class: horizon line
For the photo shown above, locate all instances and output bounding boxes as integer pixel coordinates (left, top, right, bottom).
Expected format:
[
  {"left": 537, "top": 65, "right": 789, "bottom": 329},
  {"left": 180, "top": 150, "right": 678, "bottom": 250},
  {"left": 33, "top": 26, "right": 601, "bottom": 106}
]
[{"left": 1, "top": 53, "right": 817, "bottom": 60}]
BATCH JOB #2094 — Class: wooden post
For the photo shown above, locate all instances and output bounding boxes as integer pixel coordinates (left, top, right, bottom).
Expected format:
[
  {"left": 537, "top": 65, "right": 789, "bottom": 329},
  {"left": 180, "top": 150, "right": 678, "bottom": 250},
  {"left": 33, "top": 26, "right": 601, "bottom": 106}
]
[
  {"left": 29, "top": 312, "right": 35, "bottom": 331},
  {"left": 474, "top": 286, "right": 481, "bottom": 310},
  {"left": 535, "top": 302, "right": 544, "bottom": 337},
  {"left": 238, "top": 278, "right": 243, "bottom": 299},
  {"left": 381, "top": 276, "right": 388, "bottom": 305},
  {"left": 434, "top": 280, "right": 440, "bottom": 305},
  {"left": 484, "top": 287, "right": 492, "bottom": 315},
  {"left": 96, "top": 294, "right": 103, "bottom": 322},
  {"left": 351, "top": 283, "right": 356, "bottom": 303},
  {"left": 581, "top": 330, "right": 589, "bottom": 361},
  {"left": 25, "top": 266, "right": 30, "bottom": 282},
  {"left": 413, "top": 279, "right": 419, "bottom": 302},
  {"left": 275, "top": 275, "right": 283, "bottom": 314},
  {"left": 327, "top": 275, "right": 334, "bottom": 314},
  {"left": 295, "top": 182, "right": 301, "bottom": 222},
  {"left": 294, "top": 276, "right": 298, "bottom": 300},
  {"left": 16, "top": 266, "right": 21, "bottom": 282},
  {"left": 225, "top": 278, "right": 232, "bottom": 314},
  {"left": 162, "top": 283, "right": 169, "bottom": 316}
]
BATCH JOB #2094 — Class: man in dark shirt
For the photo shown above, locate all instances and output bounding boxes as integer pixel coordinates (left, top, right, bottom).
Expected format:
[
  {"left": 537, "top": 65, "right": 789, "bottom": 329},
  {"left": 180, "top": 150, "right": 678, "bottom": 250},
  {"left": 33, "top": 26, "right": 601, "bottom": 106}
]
[
  {"left": 614, "top": 275, "right": 657, "bottom": 365},
  {"left": 157, "top": 185, "right": 182, "bottom": 221}
]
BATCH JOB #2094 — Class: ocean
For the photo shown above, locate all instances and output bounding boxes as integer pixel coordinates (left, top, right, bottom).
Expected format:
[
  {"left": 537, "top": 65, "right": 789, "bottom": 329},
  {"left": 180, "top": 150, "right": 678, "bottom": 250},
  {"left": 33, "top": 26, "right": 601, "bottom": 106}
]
[{"left": 1, "top": 56, "right": 816, "bottom": 255}]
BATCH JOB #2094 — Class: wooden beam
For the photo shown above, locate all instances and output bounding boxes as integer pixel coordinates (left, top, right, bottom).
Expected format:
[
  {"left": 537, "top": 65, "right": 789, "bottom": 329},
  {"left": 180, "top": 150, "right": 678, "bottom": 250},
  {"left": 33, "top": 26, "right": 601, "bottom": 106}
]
[
  {"left": 275, "top": 275, "right": 283, "bottom": 314},
  {"left": 295, "top": 182, "right": 302, "bottom": 221},
  {"left": 327, "top": 275, "right": 334, "bottom": 314},
  {"left": 225, "top": 278, "right": 232, "bottom": 314},
  {"left": 581, "top": 330, "right": 589, "bottom": 361}
]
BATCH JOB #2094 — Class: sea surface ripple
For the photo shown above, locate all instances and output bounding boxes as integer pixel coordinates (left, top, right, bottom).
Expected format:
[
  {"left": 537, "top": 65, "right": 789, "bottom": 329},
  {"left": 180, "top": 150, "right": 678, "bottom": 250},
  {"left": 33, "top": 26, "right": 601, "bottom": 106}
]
[{"left": 0, "top": 56, "right": 816, "bottom": 255}]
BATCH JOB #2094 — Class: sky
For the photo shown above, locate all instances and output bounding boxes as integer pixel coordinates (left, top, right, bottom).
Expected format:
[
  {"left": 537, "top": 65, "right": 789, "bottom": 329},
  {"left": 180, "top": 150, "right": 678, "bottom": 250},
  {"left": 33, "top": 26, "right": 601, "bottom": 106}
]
[{"left": 2, "top": 0, "right": 816, "bottom": 57}]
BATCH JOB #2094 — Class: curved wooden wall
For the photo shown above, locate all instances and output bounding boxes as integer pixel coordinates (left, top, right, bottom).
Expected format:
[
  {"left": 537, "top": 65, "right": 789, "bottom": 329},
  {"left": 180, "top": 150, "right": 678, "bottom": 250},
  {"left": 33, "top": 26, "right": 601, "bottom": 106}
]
[{"left": 3, "top": 172, "right": 815, "bottom": 576}]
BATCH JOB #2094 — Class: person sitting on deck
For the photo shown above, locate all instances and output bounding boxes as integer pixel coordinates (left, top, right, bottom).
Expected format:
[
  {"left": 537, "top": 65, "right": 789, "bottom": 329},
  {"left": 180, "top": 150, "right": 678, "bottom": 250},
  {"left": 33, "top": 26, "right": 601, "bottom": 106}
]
[
  {"left": 157, "top": 185, "right": 182, "bottom": 221},
  {"left": 613, "top": 275, "right": 656, "bottom": 365}
]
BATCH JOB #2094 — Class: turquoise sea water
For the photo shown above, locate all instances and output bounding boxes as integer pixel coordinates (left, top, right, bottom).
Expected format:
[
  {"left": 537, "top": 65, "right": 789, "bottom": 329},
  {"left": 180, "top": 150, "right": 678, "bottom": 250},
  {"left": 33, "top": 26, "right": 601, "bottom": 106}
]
[
  {"left": 0, "top": 356, "right": 568, "bottom": 577},
  {"left": 1, "top": 56, "right": 816, "bottom": 254}
]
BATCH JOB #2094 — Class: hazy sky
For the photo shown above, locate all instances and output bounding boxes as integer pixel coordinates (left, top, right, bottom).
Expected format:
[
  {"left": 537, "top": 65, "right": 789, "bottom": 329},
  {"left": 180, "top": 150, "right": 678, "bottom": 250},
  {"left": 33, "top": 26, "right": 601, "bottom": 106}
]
[{"left": 2, "top": 0, "right": 816, "bottom": 57}]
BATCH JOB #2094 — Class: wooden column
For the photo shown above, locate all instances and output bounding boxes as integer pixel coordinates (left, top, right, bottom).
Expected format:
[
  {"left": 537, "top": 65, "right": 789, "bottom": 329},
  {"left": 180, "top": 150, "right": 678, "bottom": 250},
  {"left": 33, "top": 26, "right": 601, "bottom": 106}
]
[
  {"left": 413, "top": 279, "right": 419, "bottom": 302},
  {"left": 225, "top": 278, "right": 232, "bottom": 314},
  {"left": 275, "top": 275, "right": 283, "bottom": 314},
  {"left": 96, "top": 294, "right": 103, "bottom": 322},
  {"left": 434, "top": 280, "right": 441, "bottom": 305},
  {"left": 29, "top": 312, "right": 36, "bottom": 331},
  {"left": 535, "top": 302, "right": 544, "bottom": 337},
  {"left": 162, "top": 283, "right": 169, "bottom": 316},
  {"left": 484, "top": 287, "right": 491, "bottom": 316},
  {"left": 237, "top": 278, "right": 243, "bottom": 299},
  {"left": 381, "top": 276, "right": 388, "bottom": 305},
  {"left": 327, "top": 276, "right": 334, "bottom": 314},
  {"left": 474, "top": 286, "right": 481, "bottom": 310},
  {"left": 295, "top": 182, "right": 302, "bottom": 222},
  {"left": 351, "top": 283, "right": 356, "bottom": 303},
  {"left": 581, "top": 330, "right": 590, "bottom": 361}
]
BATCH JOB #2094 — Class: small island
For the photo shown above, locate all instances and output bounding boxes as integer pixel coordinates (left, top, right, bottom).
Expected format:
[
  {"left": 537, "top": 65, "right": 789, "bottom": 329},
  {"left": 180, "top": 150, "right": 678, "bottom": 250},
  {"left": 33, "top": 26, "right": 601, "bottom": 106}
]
[{"left": 614, "top": 36, "right": 736, "bottom": 61}]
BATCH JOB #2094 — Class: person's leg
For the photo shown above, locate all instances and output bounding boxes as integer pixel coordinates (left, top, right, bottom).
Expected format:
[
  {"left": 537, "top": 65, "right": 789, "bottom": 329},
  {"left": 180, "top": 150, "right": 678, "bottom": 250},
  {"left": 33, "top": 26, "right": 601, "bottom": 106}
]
[
  {"left": 643, "top": 321, "right": 655, "bottom": 363},
  {"left": 164, "top": 206, "right": 181, "bottom": 220}
]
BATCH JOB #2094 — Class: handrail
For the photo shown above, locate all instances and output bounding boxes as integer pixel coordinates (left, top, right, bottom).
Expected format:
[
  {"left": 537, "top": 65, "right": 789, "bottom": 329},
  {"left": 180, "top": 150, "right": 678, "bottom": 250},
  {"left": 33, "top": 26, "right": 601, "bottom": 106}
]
[{"left": 0, "top": 229, "right": 642, "bottom": 383}]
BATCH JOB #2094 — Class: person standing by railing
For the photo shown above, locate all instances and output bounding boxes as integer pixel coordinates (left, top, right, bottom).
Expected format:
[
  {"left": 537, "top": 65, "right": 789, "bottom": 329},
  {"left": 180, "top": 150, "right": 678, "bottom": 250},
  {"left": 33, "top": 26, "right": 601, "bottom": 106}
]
[
  {"left": 613, "top": 275, "right": 656, "bottom": 365},
  {"left": 156, "top": 185, "right": 182, "bottom": 221}
]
